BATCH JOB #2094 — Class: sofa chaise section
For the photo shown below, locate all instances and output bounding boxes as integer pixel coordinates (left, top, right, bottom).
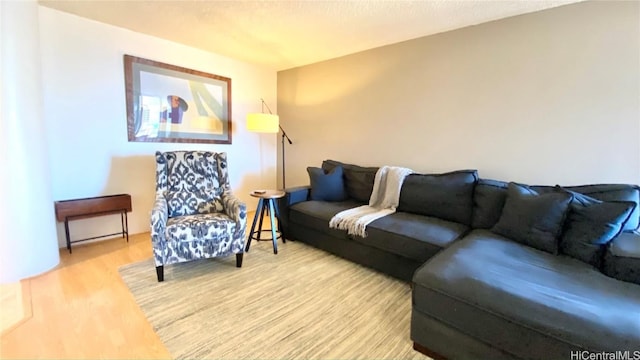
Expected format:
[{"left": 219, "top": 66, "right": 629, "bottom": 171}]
[{"left": 411, "top": 230, "right": 640, "bottom": 359}]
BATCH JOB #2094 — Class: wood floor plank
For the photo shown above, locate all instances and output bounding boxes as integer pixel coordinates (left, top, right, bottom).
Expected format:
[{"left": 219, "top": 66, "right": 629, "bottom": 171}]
[
  {"left": 0, "top": 233, "right": 170, "bottom": 359},
  {"left": 1, "top": 211, "right": 427, "bottom": 359}
]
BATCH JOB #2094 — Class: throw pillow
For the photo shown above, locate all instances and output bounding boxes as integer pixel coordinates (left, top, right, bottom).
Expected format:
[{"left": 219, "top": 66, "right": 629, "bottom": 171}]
[
  {"left": 397, "top": 170, "right": 478, "bottom": 225},
  {"left": 491, "top": 182, "right": 573, "bottom": 254},
  {"left": 557, "top": 187, "right": 636, "bottom": 269},
  {"left": 566, "top": 185, "right": 640, "bottom": 232},
  {"left": 166, "top": 189, "right": 220, "bottom": 217},
  {"left": 471, "top": 179, "right": 509, "bottom": 229},
  {"left": 322, "top": 160, "right": 378, "bottom": 203},
  {"left": 307, "top": 166, "right": 349, "bottom": 202},
  {"left": 531, "top": 184, "right": 640, "bottom": 232}
]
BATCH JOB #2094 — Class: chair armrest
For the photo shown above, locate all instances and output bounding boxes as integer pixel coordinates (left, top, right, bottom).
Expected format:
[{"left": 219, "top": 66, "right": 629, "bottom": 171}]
[
  {"left": 222, "top": 191, "right": 247, "bottom": 240},
  {"left": 151, "top": 192, "right": 168, "bottom": 244},
  {"left": 277, "top": 186, "right": 310, "bottom": 240}
]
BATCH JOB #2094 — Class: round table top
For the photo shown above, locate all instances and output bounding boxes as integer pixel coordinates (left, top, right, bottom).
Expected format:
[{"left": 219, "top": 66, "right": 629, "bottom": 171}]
[{"left": 250, "top": 189, "right": 285, "bottom": 199}]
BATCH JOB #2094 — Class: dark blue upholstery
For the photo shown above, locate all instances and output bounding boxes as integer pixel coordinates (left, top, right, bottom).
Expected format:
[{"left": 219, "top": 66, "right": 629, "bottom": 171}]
[
  {"left": 412, "top": 230, "right": 640, "bottom": 356},
  {"left": 307, "top": 166, "right": 348, "bottom": 201},
  {"left": 322, "top": 160, "right": 378, "bottom": 203},
  {"left": 355, "top": 212, "right": 468, "bottom": 263},
  {"left": 491, "top": 183, "right": 572, "bottom": 254},
  {"left": 397, "top": 170, "right": 478, "bottom": 225},
  {"left": 277, "top": 163, "right": 640, "bottom": 359},
  {"left": 559, "top": 189, "right": 636, "bottom": 268},
  {"left": 290, "top": 200, "right": 362, "bottom": 239},
  {"left": 603, "top": 231, "right": 640, "bottom": 285}
]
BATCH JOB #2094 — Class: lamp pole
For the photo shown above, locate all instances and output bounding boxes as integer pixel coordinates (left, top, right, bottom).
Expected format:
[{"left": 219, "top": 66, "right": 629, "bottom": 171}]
[
  {"left": 261, "top": 99, "right": 292, "bottom": 189},
  {"left": 280, "top": 125, "right": 292, "bottom": 189}
]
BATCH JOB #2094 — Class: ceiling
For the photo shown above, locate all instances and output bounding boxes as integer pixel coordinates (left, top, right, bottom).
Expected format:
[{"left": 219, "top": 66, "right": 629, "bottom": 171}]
[{"left": 39, "top": 0, "right": 583, "bottom": 71}]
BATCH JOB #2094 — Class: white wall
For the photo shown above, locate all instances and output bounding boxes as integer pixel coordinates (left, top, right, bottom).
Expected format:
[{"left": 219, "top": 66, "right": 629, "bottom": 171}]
[
  {"left": 278, "top": 1, "right": 640, "bottom": 188},
  {"left": 0, "top": 0, "right": 59, "bottom": 283},
  {"left": 39, "top": 7, "right": 278, "bottom": 248}
]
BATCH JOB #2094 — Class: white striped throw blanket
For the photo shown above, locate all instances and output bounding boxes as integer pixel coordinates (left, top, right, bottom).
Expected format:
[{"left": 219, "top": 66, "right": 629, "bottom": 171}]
[{"left": 329, "top": 166, "right": 413, "bottom": 237}]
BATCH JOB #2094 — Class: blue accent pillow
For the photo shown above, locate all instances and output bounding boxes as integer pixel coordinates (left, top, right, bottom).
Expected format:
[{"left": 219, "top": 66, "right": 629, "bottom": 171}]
[
  {"left": 557, "top": 187, "right": 636, "bottom": 269},
  {"left": 322, "top": 160, "right": 378, "bottom": 203},
  {"left": 492, "top": 182, "right": 573, "bottom": 254},
  {"left": 307, "top": 166, "right": 348, "bottom": 202}
]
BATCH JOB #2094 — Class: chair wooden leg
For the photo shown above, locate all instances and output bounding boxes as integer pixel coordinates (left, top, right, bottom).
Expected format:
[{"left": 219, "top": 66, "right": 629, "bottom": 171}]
[
  {"left": 156, "top": 265, "right": 164, "bottom": 282},
  {"left": 236, "top": 253, "right": 244, "bottom": 267}
]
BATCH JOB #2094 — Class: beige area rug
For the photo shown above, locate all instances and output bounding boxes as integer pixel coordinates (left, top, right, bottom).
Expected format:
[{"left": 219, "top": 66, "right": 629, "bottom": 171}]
[{"left": 119, "top": 241, "right": 427, "bottom": 360}]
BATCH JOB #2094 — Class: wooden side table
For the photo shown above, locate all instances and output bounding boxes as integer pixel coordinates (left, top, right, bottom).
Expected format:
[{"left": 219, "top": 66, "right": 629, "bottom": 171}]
[
  {"left": 245, "top": 190, "right": 285, "bottom": 254},
  {"left": 54, "top": 194, "right": 132, "bottom": 253}
]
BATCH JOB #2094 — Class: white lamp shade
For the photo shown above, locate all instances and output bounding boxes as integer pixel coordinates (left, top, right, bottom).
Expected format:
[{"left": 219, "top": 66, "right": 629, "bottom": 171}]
[{"left": 247, "top": 113, "right": 279, "bottom": 133}]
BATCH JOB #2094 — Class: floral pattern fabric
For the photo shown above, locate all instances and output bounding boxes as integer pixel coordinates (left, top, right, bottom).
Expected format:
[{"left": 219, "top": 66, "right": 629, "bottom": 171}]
[{"left": 151, "top": 151, "right": 247, "bottom": 268}]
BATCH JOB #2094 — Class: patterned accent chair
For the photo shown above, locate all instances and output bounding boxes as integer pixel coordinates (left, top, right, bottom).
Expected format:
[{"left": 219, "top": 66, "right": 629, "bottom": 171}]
[{"left": 151, "top": 151, "right": 247, "bottom": 282}]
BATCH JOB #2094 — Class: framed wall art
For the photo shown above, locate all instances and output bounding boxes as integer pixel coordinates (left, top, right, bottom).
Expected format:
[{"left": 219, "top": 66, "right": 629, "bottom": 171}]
[{"left": 124, "top": 55, "right": 232, "bottom": 144}]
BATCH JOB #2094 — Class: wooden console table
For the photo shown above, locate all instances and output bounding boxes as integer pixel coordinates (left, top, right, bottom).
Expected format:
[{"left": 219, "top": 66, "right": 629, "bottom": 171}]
[{"left": 54, "top": 194, "right": 132, "bottom": 253}]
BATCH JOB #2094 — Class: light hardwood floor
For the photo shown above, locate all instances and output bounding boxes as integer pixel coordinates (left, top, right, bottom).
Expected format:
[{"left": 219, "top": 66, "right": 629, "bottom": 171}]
[{"left": 0, "top": 232, "right": 171, "bottom": 359}]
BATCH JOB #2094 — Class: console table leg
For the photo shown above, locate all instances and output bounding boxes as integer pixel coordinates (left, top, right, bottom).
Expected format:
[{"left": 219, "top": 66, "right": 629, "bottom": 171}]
[
  {"left": 124, "top": 211, "right": 129, "bottom": 242},
  {"left": 64, "top": 218, "right": 72, "bottom": 254}
]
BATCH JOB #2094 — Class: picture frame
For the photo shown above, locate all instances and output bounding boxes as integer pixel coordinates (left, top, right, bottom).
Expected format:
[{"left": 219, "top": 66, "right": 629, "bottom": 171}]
[{"left": 124, "top": 55, "right": 232, "bottom": 144}]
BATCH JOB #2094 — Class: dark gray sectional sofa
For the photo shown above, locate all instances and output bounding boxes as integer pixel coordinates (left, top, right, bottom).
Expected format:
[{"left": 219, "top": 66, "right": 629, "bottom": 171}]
[{"left": 279, "top": 159, "right": 640, "bottom": 359}]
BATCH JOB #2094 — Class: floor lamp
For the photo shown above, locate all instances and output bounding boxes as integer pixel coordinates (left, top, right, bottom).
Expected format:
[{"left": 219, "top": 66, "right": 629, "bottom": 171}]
[{"left": 247, "top": 99, "right": 293, "bottom": 189}]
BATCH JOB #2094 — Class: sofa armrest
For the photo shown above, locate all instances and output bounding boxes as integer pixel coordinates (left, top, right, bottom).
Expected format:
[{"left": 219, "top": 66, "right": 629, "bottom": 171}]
[
  {"left": 603, "top": 231, "right": 640, "bottom": 285},
  {"left": 151, "top": 191, "right": 168, "bottom": 245},
  {"left": 284, "top": 185, "right": 311, "bottom": 206},
  {"left": 222, "top": 191, "right": 248, "bottom": 241},
  {"left": 277, "top": 186, "right": 310, "bottom": 240}
]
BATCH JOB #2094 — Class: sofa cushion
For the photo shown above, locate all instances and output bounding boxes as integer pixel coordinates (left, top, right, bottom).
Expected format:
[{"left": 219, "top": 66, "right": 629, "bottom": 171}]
[
  {"left": 559, "top": 188, "right": 636, "bottom": 268},
  {"left": 412, "top": 230, "right": 640, "bottom": 355},
  {"left": 165, "top": 212, "right": 236, "bottom": 243},
  {"left": 307, "top": 166, "right": 348, "bottom": 202},
  {"left": 471, "top": 179, "right": 509, "bottom": 229},
  {"left": 603, "top": 231, "right": 640, "bottom": 285},
  {"left": 534, "top": 184, "right": 640, "bottom": 232},
  {"left": 492, "top": 183, "right": 573, "bottom": 254},
  {"left": 397, "top": 170, "right": 478, "bottom": 226},
  {"left": 354, "top": 212, "right": 469, "bottom": 263},
  {"left": 289, "top": 200, "right": 362, "bottom": 239},
  {"left": 322, "top": 160, "right": 378, "bottom": 203}
]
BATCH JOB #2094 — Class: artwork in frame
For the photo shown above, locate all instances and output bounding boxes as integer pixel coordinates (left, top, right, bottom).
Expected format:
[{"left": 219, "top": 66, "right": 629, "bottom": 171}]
[{"left": 124, "top": 55, "right": 232, "bottom": 144}]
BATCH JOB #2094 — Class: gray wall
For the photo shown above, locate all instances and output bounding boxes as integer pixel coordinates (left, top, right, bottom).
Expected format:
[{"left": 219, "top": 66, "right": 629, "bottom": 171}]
[{"left": 277, "top": 1, "right": 640, "bottom": 187}]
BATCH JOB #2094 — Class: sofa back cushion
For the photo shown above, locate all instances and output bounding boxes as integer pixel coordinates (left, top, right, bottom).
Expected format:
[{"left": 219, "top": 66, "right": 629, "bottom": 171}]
[
  {"left": 322, "top": 160, "right": 378, "bottom": 203},
  {"left": 397, "top": 170, "right": 478, "bottom": 225},
  {"left": 471, "top": 179, "right": 509, "bottom": 229}
]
